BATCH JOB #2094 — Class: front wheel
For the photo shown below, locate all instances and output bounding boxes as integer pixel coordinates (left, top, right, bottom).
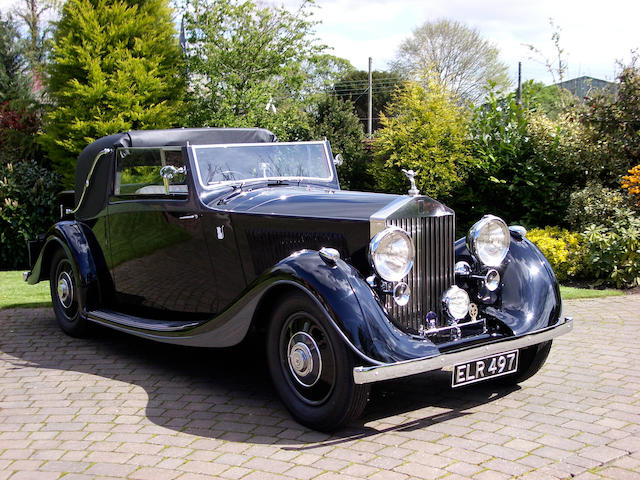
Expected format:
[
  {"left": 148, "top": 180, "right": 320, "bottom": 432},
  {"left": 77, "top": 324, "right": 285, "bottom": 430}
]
[
  {"left": 50, "top": 249, "right": 88, "bottom": 337},
  {"left": 266, "top": 292, "right": 369, "bottom": 431}
]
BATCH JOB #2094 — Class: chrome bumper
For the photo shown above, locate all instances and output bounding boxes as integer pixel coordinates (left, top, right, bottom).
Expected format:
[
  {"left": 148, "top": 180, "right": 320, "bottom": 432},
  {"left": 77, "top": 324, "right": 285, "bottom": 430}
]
[{"left": 353, "top": 317, "right": 573, "bottom": 384}]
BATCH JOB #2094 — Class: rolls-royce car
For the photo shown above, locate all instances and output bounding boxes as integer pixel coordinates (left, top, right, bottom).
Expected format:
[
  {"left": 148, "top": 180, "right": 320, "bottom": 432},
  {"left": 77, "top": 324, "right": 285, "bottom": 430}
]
[{"left": 25, "top": 128, "right": 573, "bottom": 431}]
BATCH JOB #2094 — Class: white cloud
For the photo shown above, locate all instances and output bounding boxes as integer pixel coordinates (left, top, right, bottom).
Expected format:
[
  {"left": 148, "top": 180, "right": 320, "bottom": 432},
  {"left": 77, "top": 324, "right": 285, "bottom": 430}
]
[
  {"left": 3, "top": 0, "right": 637, "bottom": 86},
  {"left": 0, "top": 0, "right": 19, "bottom": 14},
  {"left": 299, "top": 0, "right": 640, "bottom": 84}
]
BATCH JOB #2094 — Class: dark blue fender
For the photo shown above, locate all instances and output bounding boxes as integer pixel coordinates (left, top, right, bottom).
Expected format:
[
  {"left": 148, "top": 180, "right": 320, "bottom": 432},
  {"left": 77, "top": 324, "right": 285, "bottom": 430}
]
[
  {"left": 455, "top": 233, "right": 563, "bottom": 336},
  {"left": 256, "top": 251, "right": 441, "bottom": 364},
  {"left": 27, "top": 221, "right": 109, "bottom": 309}
]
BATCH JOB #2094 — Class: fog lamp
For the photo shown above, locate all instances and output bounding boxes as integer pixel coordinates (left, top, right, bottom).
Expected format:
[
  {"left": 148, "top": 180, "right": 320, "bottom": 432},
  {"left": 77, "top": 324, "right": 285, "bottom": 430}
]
[
  {"left": 442, "top": 285, "right": 470, "bottom": 320},
  {"left": 484, "top": 269, "right": 500, "bottom": 292},
  {"left": 393, "top": 282, "right": 410, "bottom": 306}
]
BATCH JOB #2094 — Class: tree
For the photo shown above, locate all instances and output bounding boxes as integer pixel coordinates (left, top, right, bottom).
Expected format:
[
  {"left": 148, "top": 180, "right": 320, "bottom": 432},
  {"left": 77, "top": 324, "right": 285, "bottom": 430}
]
[
  {"left": 13, "top": 0, "right": 57, "bottom": 83},
  {"left": 391, "top": 19, "right": 511, "bottom": 104},
  {"left": 451, "top": 87, "right": 590, "bottom": 229},
  {"left": 42, "top": 0, "right": 185, "bottom": 186},
  {"left": 332, "top": 70, "right": 403, "bottom": 132},
  {"left": 310, "top": 94, "right": 371, "bottom": 190},
  {"left": 0, "top": 13, "right": 32, "bottom": 106},
  {"left": 371, "top": 80, "right": 472, "bottom": 199},
  {"left": 520, "top": 80, "right": 577, "bottom": 119},
  {"left": 181, "top": 0, "right": 347, "bottom": 137},
  {"left": 0, "top": 13, "right": 41, "bottom": 163},
  {"left": 581, "top": 57, "right": 640, "bottom": 187}
]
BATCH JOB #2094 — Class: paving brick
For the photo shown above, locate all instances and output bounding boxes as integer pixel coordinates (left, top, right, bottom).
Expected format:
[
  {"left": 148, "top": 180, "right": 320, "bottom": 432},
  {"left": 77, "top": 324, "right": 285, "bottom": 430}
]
[
  {"left": 129, "top": 467, "right": 182, "bottom": 480},
  {"left": 393, "top": 461, "right": 446, "bottom": 479},
  {"left": 1, "top": 296, "right": 639, "bottom": 480}
]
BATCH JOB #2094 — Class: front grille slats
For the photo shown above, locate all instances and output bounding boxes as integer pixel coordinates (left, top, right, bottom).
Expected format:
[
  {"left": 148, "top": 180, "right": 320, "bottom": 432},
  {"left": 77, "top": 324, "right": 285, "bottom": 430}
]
[{"left": 386, "top": 214, "right": 455, "bottom": 332}]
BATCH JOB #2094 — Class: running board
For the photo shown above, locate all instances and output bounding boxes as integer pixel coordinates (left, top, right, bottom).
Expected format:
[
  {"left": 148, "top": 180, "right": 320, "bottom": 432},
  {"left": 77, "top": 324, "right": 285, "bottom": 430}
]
[{"left": 86, "top": 309, "right": 204, "bottom": 332}]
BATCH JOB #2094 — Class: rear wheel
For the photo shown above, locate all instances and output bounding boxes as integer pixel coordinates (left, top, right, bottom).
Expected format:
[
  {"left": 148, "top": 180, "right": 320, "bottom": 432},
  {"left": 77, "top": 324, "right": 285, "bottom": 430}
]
[
  {"left": 266, "top": 292, "right": 369, "bottom": 431},
  {"left": 50, "top": 249, "right": 88, "bottom": 337}
]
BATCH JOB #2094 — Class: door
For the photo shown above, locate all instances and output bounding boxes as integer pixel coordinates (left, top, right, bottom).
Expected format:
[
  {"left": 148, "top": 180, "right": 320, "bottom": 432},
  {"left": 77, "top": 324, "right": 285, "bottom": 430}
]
[{"left": 107, "top": 146, "right": 217, "bottom": 319}]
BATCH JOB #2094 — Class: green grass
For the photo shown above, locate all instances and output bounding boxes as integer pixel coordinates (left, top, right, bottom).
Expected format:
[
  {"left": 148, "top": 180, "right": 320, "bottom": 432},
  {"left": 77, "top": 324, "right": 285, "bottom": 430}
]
[
  {"left": 0, "top": 271, "right": 51, "bottom": 309},
  {"left": 560, "top": 285, "right": 624, "bottom": 300}
]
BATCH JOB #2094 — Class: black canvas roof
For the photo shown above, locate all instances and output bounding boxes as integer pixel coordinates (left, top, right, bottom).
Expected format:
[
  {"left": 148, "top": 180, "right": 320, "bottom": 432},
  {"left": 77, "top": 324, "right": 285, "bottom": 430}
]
[{"left": 74, "top": 128, "right": 276, "bottom": 219}]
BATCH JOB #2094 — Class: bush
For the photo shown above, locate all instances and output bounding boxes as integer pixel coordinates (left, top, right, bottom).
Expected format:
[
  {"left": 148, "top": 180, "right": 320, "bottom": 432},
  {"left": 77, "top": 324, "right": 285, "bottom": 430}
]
[
  {"left": 371, "top": 80, "right": 472, "bottom": 199},
  {"left": 0, "top": 161, "right": 60, "bottom": 269},
  {"left": 566, "top": 183, "right": 634, "bottom": 230},
  {"left": 527, "top": 227, "right": 584, "bottom": 282},
  {"left": 581, "top": 208, "right": 640, "bottom": 288}
]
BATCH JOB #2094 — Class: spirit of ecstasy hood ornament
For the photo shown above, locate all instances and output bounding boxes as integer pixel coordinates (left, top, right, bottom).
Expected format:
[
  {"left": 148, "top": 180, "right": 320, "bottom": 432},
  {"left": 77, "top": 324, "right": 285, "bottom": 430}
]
[{"left": 401, "top": 169, "right": 420, "bottom": 196}]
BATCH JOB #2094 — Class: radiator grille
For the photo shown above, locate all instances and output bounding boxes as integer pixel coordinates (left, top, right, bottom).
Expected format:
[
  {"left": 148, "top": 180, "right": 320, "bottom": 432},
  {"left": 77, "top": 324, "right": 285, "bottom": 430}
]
[{"left": 386, "top": 214, "right": 455, "bottom": 332}]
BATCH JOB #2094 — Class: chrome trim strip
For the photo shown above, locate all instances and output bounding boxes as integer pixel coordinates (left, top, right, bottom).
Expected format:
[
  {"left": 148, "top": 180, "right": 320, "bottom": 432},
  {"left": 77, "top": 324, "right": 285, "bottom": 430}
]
[
  {"left": 353, "top": 317, "right": 573, "bottom": 384},
  {"left": 71, "top": 148, "right": 113, "bottom": 214},
  {"left": 87, "top": 309, "right": 203, "bottom": 332}
]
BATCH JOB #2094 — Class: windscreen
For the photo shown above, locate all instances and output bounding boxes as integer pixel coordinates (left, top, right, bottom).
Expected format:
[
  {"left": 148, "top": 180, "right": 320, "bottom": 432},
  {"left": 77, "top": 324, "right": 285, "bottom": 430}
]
[{"left": 192, "top": 142, "right": 333, "bottom": 187}]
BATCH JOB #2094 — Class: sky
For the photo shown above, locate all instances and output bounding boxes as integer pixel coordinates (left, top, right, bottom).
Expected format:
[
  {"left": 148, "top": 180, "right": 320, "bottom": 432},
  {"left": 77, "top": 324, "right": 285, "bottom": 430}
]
[
  {"left": 292, "top": 0, "right": 640, "bottom": 86},
  {"left": 1, "top": 0, "right": 638, "bottom": 86}
]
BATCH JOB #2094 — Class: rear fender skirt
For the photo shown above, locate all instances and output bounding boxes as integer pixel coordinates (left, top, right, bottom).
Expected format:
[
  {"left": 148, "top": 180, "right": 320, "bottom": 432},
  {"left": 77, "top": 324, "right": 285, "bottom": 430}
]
[{"left": 455, "top": 233, "right": 562, "bottom": 335}]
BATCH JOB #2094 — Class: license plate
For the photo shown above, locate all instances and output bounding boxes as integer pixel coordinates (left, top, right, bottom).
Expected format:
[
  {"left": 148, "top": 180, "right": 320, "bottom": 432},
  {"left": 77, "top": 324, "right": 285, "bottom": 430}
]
[{"left": 452, "top": 350, "right": 519, "bottom": 387}]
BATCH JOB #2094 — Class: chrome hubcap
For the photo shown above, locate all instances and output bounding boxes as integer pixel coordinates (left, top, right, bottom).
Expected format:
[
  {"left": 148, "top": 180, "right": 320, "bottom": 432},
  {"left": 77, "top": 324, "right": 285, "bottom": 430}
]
[
  {"left": 289, "top": 342, "right": 313, "bottom": 377},
  {"left": 57, "top": 272, "right": 73, "bottom": 309},
  {"left": 287, "top": 331, "right": 321, "bottom": 387}
]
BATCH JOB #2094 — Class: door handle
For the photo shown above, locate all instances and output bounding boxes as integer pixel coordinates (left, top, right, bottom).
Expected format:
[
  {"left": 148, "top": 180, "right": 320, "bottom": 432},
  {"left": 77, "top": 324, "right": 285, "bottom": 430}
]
[{"left": 178, "top": 214, "right": 199, "bottom": 220}]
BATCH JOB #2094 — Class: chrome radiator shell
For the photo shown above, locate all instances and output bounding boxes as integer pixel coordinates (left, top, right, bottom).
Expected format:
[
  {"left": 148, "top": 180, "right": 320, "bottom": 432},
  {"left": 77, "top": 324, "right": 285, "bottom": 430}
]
[{"left": 370, "top": 196, "right": 455, "bottom": 332}]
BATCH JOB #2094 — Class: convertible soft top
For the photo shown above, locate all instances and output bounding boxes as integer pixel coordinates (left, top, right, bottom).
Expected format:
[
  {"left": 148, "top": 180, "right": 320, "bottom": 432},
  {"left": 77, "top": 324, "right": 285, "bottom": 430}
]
[{"left": 74, "top": 128, "right": 276, "bottom": 219}]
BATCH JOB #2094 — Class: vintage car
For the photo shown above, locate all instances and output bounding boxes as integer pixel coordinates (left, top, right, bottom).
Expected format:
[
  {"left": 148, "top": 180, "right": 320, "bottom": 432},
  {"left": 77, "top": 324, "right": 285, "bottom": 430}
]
[{"left": 25, "top": 128, "right": 573, "bottom": 431}]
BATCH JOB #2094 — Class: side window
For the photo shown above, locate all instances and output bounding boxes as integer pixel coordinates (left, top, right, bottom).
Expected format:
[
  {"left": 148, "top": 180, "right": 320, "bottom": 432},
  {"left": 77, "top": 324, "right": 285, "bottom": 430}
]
[{"left": 115, "top": 148, "right": 188, "bottom": 197}]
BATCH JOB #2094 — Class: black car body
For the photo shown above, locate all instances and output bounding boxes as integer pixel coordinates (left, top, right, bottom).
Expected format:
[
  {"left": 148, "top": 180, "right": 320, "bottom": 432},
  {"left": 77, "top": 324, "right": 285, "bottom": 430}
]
[{"left": 26, "top": 128, "right": 573, "bottom": 430}]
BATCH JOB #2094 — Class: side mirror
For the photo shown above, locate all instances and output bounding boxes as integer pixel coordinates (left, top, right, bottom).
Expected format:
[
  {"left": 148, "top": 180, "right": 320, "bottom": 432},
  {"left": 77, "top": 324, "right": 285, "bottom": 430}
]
[{"left": 333, "top": 154, "right": 344, "bottom": 167}]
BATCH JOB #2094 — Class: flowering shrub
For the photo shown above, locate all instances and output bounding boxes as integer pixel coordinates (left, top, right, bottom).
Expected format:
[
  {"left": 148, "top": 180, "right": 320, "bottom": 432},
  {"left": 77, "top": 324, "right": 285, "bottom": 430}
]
[
  {"left": 622, "top": 165, "right": 640, "bottom": 205},
  {"left": 527, "top": 227, "right": 584, "bottom": 282}
]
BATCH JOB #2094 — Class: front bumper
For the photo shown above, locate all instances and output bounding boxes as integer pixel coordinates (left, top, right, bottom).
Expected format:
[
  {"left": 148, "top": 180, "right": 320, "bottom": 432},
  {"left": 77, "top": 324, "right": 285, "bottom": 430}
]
[{"left": 353, "top": 316, "right": 573, "bottom": 384}]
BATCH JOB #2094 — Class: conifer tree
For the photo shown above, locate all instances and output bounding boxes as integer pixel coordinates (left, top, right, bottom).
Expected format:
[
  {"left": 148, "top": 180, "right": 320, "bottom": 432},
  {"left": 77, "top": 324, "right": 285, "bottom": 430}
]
[{"left": 42, "top": 0, "right": 184, "bottom": 185}]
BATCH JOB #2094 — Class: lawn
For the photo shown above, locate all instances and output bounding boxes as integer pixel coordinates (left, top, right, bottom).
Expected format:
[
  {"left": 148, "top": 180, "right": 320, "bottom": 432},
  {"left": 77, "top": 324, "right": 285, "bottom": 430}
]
[
  {"left": 0, "top": 271, "right": 51, "bottom": 309},
  {"left": 559, "top": 285, "right": 624, "bottom": 300},
  {"left": 0, "top": 269, "right": 627, "bottom": 310}
]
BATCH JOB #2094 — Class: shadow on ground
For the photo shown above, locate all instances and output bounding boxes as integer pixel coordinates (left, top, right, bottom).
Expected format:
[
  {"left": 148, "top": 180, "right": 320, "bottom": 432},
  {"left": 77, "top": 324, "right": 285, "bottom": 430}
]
[{"left": 1, "top": 308, "right": 519, "bottom": 446}]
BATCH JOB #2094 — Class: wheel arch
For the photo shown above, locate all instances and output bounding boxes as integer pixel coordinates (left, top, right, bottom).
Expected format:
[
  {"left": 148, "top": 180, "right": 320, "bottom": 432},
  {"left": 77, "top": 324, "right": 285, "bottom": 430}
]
[
  {"left": 244, "top": 250, "right": 440, "bottom": 365},
  {"left": 28, "top": 221, "right": 108, "bottom": 310}
]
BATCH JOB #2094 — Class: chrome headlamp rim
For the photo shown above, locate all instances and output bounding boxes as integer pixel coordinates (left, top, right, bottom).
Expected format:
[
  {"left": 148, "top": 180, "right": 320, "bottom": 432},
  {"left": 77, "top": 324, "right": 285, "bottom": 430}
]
[
  {"left": 368, "top": 226, "right": 415, "bottom": 282},
  {"left": 466, "top": 214, "right": 510, "bottom": 267},
  {"left": 442, "top": 285, "right": 470, "bottom": 320}
]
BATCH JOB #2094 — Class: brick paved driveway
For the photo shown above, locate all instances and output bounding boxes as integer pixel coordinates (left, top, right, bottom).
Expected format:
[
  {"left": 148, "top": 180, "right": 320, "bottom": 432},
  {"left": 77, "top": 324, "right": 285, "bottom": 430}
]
[{"left": 0, "top": 295, "right": 639, "bottom": 480}]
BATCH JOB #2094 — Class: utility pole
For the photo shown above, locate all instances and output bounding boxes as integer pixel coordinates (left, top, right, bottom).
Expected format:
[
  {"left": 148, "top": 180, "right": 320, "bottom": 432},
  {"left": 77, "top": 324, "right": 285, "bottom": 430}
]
[
  {"left": 368, "top": 57, "right": 373, "bottom": 138},
  {"left": 516, "top": 61, "right": 522, "bottom": 105}
]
